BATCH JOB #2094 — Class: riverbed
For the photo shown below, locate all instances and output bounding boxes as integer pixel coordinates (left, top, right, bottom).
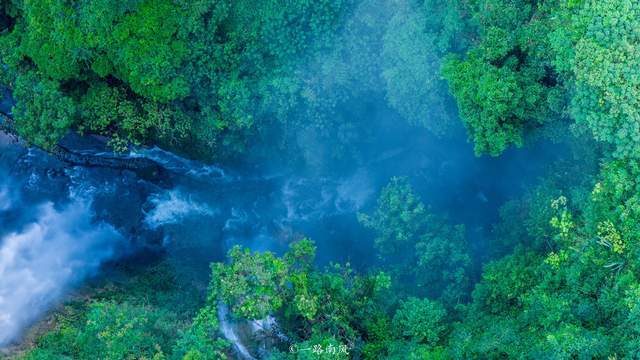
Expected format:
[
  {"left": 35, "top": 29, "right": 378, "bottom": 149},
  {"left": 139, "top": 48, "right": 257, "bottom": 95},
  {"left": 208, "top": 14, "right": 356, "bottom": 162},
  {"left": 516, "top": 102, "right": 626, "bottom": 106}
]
[{"left": 0, "top": 96, "right": 562, "bottom": 349}]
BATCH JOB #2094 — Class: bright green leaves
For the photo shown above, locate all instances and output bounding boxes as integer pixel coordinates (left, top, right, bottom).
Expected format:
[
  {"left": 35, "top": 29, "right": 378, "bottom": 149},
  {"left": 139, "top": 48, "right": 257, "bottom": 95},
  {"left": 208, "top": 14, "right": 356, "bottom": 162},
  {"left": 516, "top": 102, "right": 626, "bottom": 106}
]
[
  {"left": 172, "top": 300, "right": 229, "bottom": 360},
  {"left": 571, "top": 0, "right": 640, "bottom": 159},
  {"left": 392, "top": 297, "right": 447, "bottom": 346},
  {"left": 207, "top": 237, "right": 457, "bottom": 359},
  {"left": 586, "top": 159, "right": 640, "bottom": 271},
  {"left": 78, "top": 82, "right": 191, "bottom": 151},
  {"left": 19, "top": 261, "right": 231, "bottom": 360},
  {"left": 23, "top": 302, "right": 176, "bottom": 360},
  {"left": 212, "top": 246, "right": 290, "bottom": 319},
  {"left": 450, "top": 152, "right": 640, "bottom": 357},
  {"left": 544, "top": 250, "right": 568, "bottom": 270},
  {"left": 443, "top": 0, "right": 563, "bottom": 156},
  {"left": 211, "top": 239, "right": 319, "bottom": 321},
  {"left": 376, "top": 300, "right": 450, "bottom": 359},
  {"left": 78, "top": 302, "right": 174, "bottom": 359},
  {"left": 2, "top": 0, "right": 191, "bottom": 149},
  {"left": 209, "top": 239, "right": 403, "bottom": 357},
  {"left": 110, "top": 0, "right": 189, "bottom": 102},
  {"left": 445, "top": 0, "right": 640, "bottom": 159},
  {"left": 444, "top": 54, "right": 527, "bottom": 155},
  {"left": 13, "top": 69, "right": 76, "bottom": 148},
  {"left": 19, "top": 0, "right": 84, "bottom": 81},
  {"left": 597, "top": 220, "right": 625, "bottom": 255},
  {"left": 550, "top": 196, "right": 575, "bottom": 244},
  {"left": 448, "top": 246, "right": 615, "bottom": 358},
  {"left": 18, "top": 0, "right": 189, "bottom": 101},
  {"left": 443, "top": 45, "right": 554, "bottom": 156},
  {"left": 358, "top": 177, "right": 428, "bottom": 257}
]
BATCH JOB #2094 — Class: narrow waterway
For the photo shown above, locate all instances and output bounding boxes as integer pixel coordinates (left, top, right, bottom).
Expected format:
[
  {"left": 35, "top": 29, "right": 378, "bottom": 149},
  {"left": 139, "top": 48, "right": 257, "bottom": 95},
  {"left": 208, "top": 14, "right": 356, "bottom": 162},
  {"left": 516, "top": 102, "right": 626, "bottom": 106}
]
[{"left": 0, "top": 93, "right": 561, "bottom": 348}]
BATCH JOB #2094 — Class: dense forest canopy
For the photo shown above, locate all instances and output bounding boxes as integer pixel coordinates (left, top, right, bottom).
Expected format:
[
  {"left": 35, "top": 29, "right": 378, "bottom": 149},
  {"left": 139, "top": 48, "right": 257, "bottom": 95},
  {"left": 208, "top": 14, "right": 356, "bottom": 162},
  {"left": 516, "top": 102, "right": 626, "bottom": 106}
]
[
  {"left": 2, "top": 0, "right": 640, "bottom": 359},
  {"left": 0, "top": 0, "right": 472, "bottom": 165}
]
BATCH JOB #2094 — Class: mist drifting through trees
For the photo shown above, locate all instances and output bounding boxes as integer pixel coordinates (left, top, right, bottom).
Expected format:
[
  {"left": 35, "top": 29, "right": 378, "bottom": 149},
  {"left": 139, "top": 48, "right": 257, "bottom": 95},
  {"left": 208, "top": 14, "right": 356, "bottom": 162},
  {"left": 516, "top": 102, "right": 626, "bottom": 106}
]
[{"left": 0, "top": 0, "right": 638, "bottom": 359}]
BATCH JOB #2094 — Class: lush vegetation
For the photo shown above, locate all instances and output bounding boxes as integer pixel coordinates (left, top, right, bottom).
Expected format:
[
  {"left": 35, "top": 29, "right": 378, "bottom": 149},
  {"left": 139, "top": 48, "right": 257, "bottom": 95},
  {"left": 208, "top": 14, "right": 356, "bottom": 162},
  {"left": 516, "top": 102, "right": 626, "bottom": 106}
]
[
  {"left": 6, "top": 0, "right": 640, "bottom": 358},
  {"left": 0, "top": 0, "right": 351, "bottom": 158},
  {"left": 0, "top": 0, "right": 467, "bottom": 163}
]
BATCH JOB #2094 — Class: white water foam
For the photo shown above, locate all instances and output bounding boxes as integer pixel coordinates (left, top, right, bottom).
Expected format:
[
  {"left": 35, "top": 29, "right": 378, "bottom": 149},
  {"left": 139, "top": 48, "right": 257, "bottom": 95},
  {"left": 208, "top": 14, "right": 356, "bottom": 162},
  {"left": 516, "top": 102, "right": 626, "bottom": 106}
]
[
  {"left": 144, "top": 190, "right": 217, "bottom": 229},
  {"left": 0, "top": 198, "right": 123, "bottom": 346}
]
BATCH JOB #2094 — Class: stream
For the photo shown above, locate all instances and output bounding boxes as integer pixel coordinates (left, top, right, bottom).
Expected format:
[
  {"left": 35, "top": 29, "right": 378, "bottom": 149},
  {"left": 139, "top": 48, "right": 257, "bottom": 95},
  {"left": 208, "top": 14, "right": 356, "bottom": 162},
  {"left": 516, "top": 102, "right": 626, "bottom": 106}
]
[{"left": 0, "top": 93, "right": 562, "bottom": 352}]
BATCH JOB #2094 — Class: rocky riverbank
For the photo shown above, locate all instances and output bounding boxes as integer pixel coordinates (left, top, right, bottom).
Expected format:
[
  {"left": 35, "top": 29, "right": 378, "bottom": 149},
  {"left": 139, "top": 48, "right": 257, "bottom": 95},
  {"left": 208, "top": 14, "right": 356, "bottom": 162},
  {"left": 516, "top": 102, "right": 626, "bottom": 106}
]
[{"left": 0, "top": 111, "right": 169, "bottom": 185}]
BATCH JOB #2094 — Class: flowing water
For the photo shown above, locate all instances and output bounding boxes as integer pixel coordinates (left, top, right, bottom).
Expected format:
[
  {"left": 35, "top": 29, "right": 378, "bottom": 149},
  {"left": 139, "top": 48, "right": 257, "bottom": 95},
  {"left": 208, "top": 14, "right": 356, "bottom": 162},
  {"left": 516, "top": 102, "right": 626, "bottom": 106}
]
[{"left": 0, "top": 95, "right": 562, "bottom": 349}]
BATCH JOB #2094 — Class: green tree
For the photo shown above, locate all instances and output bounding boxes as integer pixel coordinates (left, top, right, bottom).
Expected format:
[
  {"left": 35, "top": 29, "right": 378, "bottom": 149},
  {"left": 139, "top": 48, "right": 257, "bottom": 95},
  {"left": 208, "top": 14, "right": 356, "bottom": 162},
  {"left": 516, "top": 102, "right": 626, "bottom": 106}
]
[
  {"left": 442, "top": 0, "right": 564, "bottom": 156},
  {"left": 12, "top": 69, "right": 76, "bottom": 148},
  {"left": 359, "top": 177, "right": 471, "bottom": 303},
  {"left": 381, "top": 0, "right": 468, "bottom": 136},
  {"left": 211, "top": 245, "right": 292, "bottom": 320},
  {"left": 392, "top": 297, "right": 447, "bottom": 346},
  {"left": 23, "top": 302, "right": 176, "bottom": 360},
  {"left": 571, "top": 0, "right": 640, "bottom": 159}
]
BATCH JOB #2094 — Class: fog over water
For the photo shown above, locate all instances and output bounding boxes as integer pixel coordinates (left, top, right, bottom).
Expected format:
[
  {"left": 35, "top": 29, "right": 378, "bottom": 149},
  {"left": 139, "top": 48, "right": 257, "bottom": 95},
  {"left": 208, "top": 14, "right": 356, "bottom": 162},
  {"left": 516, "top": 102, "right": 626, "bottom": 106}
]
[
  {"left": 0, "top": 0, "right": 568, "bottom": 347},
  {"left": 0, "top": 93, "right": 562, "bottom": 347}
]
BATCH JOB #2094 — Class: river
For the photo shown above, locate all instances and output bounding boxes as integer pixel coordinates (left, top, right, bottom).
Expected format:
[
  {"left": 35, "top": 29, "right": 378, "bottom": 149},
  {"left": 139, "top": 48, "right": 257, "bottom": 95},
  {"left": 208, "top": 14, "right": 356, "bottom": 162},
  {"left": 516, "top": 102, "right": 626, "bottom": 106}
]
[{"left": 0, "top": 92, "right": 562, "bottom": 349}]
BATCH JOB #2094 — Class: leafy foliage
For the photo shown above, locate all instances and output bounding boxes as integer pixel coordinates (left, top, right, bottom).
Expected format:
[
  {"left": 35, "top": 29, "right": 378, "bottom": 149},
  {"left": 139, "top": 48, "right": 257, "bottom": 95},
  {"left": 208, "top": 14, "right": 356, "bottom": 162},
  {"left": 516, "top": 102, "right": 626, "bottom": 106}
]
[
  {"left": 359, "top": 177, "right": 471, "bottom": 303},
  {"left": 13, "top": 0, "right": 640, "bottom": 359},
  {"left": 210, "top": 238, "right": 452, "bottom": 359},
  {"left": 381, "top": 0, "right": 470, "bottom": 135},
  {"left": 212, "top": 245, "right": 292, "bottom": 320},
  {"left": 23, "top": 301, "right": 176, "bottom": 360},
  {"left": 442, "top": 0, "right": 563, "bottom": 156},
  {"left": 392, "top": 297, "right": 447, "bottom": 346},
  {"left": 0, "top": 0, "right": 351, "bottom": 159},
  {"left": 571, "top": 0, "right": 640, "bottom": 159}
]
